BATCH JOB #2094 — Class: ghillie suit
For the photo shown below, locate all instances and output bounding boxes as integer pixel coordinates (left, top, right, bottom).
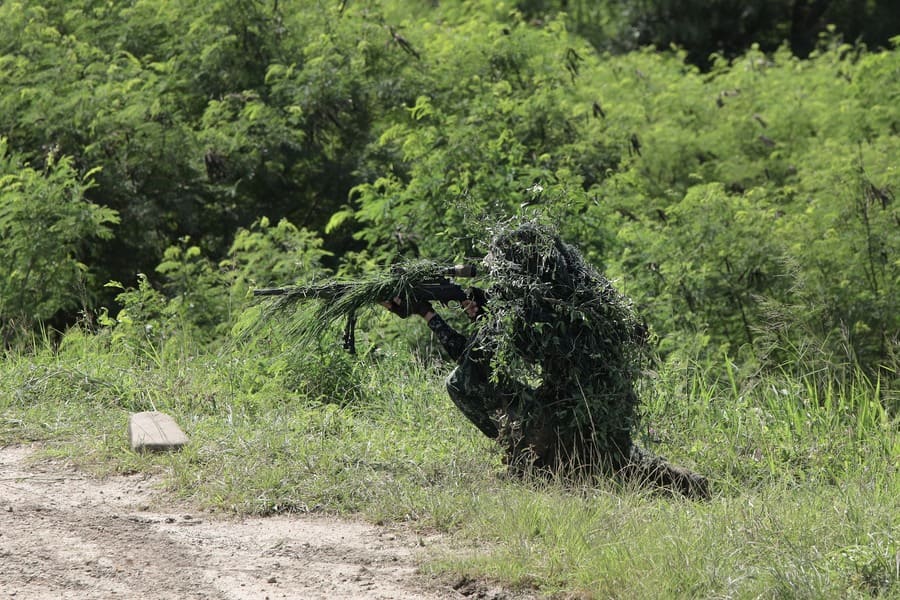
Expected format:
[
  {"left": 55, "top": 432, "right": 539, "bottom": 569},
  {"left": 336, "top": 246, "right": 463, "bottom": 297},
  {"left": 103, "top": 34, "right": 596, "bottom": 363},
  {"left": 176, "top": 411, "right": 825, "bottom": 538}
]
[{"left": 448, "top": 222, "right": 708, "bottom": 498}]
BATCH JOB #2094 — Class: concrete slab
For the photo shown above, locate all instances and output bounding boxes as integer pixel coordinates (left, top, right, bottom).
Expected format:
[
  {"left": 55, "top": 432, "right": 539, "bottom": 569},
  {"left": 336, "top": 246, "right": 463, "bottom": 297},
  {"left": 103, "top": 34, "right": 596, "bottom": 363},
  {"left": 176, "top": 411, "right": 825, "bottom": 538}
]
[{"left": 128, "top": 411, "right": 189, "bottom": 452}]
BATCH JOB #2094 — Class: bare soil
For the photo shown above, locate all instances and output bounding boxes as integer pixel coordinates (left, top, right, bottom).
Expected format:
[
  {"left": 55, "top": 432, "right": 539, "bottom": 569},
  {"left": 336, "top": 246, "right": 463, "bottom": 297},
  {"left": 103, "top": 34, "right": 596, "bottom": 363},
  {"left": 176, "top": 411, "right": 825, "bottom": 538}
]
[{"left": 0, "top": 444, "right": 533, "bottom": 600}]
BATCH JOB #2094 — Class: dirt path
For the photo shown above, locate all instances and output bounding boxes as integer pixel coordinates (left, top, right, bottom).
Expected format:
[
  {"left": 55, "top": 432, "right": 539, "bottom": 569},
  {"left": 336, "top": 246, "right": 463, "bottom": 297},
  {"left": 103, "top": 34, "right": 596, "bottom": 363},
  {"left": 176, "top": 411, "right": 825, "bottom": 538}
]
[{"left": 0, "top": 445, "right": 527, "bottom": 600}]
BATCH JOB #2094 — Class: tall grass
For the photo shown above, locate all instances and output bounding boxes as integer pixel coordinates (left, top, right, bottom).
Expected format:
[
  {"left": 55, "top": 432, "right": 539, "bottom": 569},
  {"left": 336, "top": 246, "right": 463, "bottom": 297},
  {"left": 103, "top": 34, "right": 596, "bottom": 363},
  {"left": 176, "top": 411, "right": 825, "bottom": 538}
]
[
  {"left": 1, "top": 326, "right": 897, "bottom": 598},
  {"left": 432, "top": 356, "right": 898, "bottom": 598}
]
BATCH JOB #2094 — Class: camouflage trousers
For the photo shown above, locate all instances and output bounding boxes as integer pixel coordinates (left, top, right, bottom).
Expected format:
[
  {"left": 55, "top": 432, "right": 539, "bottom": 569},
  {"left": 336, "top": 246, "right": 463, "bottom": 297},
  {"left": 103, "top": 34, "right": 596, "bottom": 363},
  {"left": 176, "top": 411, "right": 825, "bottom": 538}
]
[
  {"left": 445, "top": 357, "right": 611, "bottom": 474},
  {"left": 445, "top": 355, "right": 501, "bottom": 439},
  {"left": 445, "top": 359, "right": 709, "bottom": 499}
]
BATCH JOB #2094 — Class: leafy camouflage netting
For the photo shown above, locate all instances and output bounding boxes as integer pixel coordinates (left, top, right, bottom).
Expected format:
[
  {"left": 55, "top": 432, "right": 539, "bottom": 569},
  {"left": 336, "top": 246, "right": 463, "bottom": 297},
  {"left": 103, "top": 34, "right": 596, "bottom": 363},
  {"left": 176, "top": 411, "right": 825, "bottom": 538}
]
[
  {"left": 473, "top": 221, "right": 649, "bottom": 470},
  {"left": 246, "top": 259, "right": 475, "bottom": 346}
]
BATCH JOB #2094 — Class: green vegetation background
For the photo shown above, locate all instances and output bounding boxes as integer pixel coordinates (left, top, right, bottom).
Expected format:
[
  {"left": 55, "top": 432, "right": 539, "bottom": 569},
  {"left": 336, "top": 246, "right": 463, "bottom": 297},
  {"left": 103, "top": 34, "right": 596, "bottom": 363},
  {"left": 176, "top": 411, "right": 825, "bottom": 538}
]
[{"left": 1, "top": 1, "right": 898, "bottom": 597}]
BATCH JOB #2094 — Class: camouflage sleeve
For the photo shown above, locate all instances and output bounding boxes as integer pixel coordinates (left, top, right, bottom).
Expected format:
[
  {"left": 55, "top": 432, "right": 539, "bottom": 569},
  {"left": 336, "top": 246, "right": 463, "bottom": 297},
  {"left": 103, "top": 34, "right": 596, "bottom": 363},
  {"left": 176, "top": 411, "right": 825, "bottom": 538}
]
[{"left": 426, "top": 313, "right": 468, "bottom": 362}]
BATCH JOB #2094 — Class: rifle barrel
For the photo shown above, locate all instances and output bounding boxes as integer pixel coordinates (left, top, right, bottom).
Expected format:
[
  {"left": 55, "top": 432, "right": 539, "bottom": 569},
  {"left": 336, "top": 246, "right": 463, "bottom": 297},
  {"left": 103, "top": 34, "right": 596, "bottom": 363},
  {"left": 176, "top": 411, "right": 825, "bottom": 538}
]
[{"left": 252, "top": 288, "right": 290, "bottom": 296}]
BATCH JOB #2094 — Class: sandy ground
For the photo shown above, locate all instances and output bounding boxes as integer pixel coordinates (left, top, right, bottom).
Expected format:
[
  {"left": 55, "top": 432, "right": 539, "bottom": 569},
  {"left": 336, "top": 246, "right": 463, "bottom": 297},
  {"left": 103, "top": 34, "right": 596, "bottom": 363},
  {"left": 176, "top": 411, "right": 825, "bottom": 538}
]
[{"left": 0, "top": 444, "right": 533, "bottom": 600}]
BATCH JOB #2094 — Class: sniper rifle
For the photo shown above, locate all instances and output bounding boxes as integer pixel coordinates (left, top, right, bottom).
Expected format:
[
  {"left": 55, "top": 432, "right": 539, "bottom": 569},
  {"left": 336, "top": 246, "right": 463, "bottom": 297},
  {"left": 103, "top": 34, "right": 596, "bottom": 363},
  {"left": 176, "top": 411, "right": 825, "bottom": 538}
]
[{"left": 252, "top": 264, "right": 481, "bottom": 353}]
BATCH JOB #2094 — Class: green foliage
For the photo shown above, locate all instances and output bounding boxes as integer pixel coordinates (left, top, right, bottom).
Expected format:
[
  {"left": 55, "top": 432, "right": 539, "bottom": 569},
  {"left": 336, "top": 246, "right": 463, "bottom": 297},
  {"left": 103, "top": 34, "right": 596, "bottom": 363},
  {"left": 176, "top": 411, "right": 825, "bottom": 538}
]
[
  {"left": 592, "top": 42, "right": 899, "bottom": 382},
  {"left": 100, "top": 275, "right": 170, "bottom": 356},
  {"left": 335, "top": 21, "right": 899, "bottom": 382},
  {"left": 344, "top": 14, "right": 612, "bottom": 262},
  {"left": 0, "top": 140, "right": 118, "bottom": 339},
  {"left": 615, "top": 183, "right": 792, "bottom": 358},
  {"left": 104, "top": 216, "right": 331, "bottom": 362},
  {"left": 0, "top": 0, "right": 897, "bottom": 394},
  {"left": 225, "top": 216, "right": 333, "bottom": 288},
  {"left": 0, "top": 0, "right": 408, "bottom": 314}
]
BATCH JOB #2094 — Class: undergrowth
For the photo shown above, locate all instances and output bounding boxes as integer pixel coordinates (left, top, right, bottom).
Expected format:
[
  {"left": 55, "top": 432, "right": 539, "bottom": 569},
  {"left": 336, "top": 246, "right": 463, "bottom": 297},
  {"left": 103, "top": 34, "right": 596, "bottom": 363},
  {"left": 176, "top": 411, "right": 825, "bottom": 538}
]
[{"left": 1, "top": 326, "right": 897, "bottom": 599}]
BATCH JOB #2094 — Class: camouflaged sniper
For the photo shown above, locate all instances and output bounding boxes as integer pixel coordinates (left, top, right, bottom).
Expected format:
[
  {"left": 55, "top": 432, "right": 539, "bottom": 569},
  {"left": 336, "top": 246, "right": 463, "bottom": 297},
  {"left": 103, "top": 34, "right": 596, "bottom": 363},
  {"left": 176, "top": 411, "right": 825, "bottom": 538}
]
[{"left": 435, "top": 221, "right": 708, "bottom": 497}]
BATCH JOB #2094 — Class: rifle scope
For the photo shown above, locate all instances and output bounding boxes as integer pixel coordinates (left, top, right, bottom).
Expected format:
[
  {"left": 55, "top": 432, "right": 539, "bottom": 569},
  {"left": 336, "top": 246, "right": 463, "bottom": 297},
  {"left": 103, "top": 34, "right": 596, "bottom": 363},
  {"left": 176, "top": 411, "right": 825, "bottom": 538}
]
[{"left": 444, "top": 264, "right": 476, "bottom": 277}]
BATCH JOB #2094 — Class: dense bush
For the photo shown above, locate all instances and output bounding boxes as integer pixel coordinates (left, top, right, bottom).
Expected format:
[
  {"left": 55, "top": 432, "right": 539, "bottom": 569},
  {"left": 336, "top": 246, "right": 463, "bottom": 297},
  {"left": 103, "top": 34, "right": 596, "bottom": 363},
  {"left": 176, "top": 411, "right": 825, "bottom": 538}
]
[
  {"left": 0, "top": 1, "right": 897, "bottom": 396},
  {"left": 0, "top": 140, "right": 118, "bottom": 342}
]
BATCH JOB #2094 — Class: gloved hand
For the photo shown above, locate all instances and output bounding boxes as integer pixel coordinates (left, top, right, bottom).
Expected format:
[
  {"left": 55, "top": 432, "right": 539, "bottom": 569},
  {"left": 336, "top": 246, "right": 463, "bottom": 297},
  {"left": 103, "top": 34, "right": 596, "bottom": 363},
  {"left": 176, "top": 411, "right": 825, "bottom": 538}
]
[
  {"left": 383, "top": 297, "right": 433, "bottom": 319},
  {"left": 463, "top": 286, "right": 488, "bottom": 321}
]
